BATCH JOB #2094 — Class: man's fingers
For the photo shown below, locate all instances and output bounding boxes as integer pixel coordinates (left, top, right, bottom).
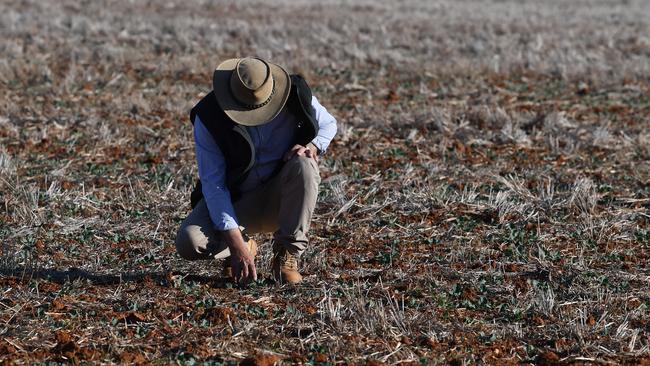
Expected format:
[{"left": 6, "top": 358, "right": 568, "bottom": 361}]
[
  {"left": 284, "top": 146, "right": 306, "bottom": 161},
  {"left": 304, "top": 148, "right": 318, "bottom": 162},
  {"left": 241, "top": 263, "right": 248, "bottom": 280},
  {"left": 235, "top": 264, "right": 244, "bottom": 283},
  {"left": 285, "top": 144, "right": 321, "bottom": 162},
  {"left": 250, "top": 263, "right": 258, "bottom": 281}
]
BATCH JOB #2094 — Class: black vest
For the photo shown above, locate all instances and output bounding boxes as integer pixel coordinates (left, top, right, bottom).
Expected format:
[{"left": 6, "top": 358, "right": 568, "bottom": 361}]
[{"left": 189, "top": 74, "right": 318, "bottom": 208}]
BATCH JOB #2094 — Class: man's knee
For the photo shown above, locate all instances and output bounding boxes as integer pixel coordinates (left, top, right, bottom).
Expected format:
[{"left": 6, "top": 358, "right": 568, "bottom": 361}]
[
  {"left": 284, "top": 155, "right": 321, "bottom": 185},
  {"left": 175, "top": 224, "right": 205, "bottom": 261}
]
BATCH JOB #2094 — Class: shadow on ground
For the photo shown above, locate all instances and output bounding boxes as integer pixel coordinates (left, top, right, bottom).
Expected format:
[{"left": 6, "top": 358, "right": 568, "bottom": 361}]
[{"left": 0, "top": 266, "right": 236, "bottom": 288}]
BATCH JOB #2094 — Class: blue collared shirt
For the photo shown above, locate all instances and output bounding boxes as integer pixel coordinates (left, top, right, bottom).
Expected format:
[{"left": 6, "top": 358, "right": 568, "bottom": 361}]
[{"left": 194, "top": 96, "right": 337, "bottom": 231}]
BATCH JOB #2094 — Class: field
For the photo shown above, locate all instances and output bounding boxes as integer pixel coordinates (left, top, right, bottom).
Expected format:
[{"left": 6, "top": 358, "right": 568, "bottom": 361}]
[{"left": 1, "top": 0, "right": 650, "bottom": 364}]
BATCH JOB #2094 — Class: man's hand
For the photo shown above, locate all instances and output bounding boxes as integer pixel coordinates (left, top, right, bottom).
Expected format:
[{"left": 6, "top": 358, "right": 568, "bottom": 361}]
[
  {"left": 222, "top": 229, "right": 257, "bottom": 286},
  {"left": 283, "top": 143, "right": 319, "bottom": 162}
]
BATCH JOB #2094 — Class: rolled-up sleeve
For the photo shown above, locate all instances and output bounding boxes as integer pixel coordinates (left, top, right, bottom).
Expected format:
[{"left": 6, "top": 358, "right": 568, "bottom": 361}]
[
  {"left": 310, "top": 96, "right": 337, "bottom": 154},
  {"left": 194, "top": 116, "right": 240, "bottom": 231}
]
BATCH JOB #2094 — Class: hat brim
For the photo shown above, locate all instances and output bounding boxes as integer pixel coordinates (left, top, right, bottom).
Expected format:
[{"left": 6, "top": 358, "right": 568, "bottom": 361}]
[{"left": 212, "top": 58, "right": 291, "bottom": 126}]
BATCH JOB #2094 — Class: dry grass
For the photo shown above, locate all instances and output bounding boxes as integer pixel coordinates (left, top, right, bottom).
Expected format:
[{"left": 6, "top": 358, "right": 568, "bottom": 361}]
[{"left": 1, "top": 0, "right": 649, "bottom": 364}]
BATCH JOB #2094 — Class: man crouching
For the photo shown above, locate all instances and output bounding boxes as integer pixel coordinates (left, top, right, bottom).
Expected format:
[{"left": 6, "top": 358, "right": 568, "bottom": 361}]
[{"left": 175, "top": 57, "right": 337, "bottom": 285}]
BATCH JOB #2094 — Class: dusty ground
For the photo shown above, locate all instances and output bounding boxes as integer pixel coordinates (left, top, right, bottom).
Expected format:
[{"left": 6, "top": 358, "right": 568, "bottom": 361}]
[{"left": 1, "top": 0, "right": 649, "bottom": 364}]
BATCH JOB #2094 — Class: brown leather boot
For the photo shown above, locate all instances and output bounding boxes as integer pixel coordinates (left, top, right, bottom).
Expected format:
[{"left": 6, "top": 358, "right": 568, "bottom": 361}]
[
  {"left": 223, "top": 239, "right": 257, "bottom": 279},
  {"left": 272, "top": 244, "right": 302, "bottom": 284}
]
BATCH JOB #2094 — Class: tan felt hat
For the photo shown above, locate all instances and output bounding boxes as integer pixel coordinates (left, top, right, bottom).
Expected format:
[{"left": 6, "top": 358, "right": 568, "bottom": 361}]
[{"left": 212, "top": 57, "right": 291, "bottom": 126}]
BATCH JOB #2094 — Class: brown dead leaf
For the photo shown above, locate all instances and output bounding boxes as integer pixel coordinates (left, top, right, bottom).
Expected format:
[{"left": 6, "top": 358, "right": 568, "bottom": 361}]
[
  {"left": 203, "top": 306, "right": 235, "bottom": 324},
  {"left": 587, "top": 315, "right": 596, "bottom": 326},
  {"left": 120, "top": 350, "right": 147, "bottom": 365},
  {"left": 240, "top": 354, "right": 281, "bottom": 366},
  {"left": 536, "top": 350, "right": 560, "bottom": 366},
  {"left": 118, "top": 311, "right": 146, "bottom": 324},
  {"left": 302, "top": 305, "right": 317, "bottom": 315},
  {"left": 386, "top": 90, "right": 399, "bottom": 102},
  {"left": 418, "top": 336, "right": 439, "bottom": 349},
  {"left": 52, "top": 331, "right": 79, "bottom": 362},
  {"left": 0, "top": 340, "right": 17, "bottom": 355},
  {"left": 54, "top": 330, "right": 72, "bottom": 344},
  {"left": 51, "top": 298, "right": 66, "bottom": 311}
]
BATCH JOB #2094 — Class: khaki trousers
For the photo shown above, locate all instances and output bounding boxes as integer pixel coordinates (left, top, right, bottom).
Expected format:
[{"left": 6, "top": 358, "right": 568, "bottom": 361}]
[{"left": 175, "top": 156, "right": 320, "bottom": 260}]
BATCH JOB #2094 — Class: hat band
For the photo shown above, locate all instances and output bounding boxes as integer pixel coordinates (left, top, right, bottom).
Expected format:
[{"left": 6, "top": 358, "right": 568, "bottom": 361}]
[{"left": 235, "top": 79, "right": 276, "bottom": 110}]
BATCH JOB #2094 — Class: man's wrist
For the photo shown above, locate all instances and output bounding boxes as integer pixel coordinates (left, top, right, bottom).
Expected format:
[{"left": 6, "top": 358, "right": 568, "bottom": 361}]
[
  {"left": 307, "top": 142, "right": 320, "bottom": 155},
  {"left": 221, "top": 229, "right": 247, "bottom": 253}
]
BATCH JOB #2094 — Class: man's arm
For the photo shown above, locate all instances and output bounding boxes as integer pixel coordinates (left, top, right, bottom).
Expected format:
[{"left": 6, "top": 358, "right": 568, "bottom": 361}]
[
  {"left": 309, "top": 96, "right": 337, "bottom": 154},
  {"left": 194, "top": 116, "right": 257, "bottom": 284},
  {"left": 194, "top": 116, "right": 239, "bottom": 231},
  {"left": 284, "top": 96, "right": 337, "bottom": 162}
]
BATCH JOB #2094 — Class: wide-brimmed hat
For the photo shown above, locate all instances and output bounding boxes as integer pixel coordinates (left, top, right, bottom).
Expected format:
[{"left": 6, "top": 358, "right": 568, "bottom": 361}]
[{"left": 212, "top": 57, "right": 291, "bottom": 126}]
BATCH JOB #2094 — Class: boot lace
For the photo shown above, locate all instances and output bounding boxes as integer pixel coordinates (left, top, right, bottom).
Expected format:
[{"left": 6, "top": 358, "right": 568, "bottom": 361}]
[
  {"left": 283, "top": 252, "right": 298, "bottom": 270},
  {"left": 275, "top": 249, "right": 297, "bottom": 271}
]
